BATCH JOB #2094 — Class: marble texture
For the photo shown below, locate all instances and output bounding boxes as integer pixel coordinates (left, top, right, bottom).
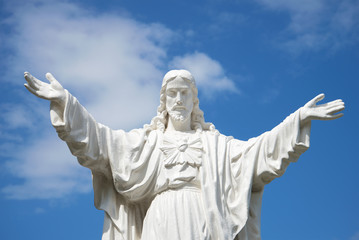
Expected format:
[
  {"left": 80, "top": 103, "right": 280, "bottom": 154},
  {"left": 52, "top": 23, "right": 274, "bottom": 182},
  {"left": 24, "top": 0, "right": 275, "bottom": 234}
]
[{"left": 24, "top": 70, "right": 345, "bottom": 240}]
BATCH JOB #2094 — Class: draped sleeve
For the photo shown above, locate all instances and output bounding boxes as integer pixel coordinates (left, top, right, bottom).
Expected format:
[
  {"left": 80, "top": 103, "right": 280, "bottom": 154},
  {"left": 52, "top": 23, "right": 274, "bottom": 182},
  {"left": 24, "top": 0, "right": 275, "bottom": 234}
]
[
  {"left": 230, "top": 108, "right": 311, "bottom": 189},
  {"left": 50, "top": 90, "right": 112, "bottom": 176},
  {"left": 50, "top": 90, "right": 159, "bottom": 240},
  {"left": 229, "top": 109, "right": 311, "bottom": 240}
]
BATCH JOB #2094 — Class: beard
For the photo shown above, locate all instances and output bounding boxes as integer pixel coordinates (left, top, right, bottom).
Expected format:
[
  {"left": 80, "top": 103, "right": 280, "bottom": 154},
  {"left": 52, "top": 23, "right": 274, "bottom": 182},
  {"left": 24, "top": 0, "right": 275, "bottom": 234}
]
[{"left": 168, "top": 110, "right": 190, "bottom": 122}]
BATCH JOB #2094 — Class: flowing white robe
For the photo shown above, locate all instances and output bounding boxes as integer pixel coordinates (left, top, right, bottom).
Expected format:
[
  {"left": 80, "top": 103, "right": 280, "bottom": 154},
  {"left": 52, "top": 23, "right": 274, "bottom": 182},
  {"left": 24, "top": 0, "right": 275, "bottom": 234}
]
[{"left": 50, "top": 91, "right": 311, "bottom": 240}]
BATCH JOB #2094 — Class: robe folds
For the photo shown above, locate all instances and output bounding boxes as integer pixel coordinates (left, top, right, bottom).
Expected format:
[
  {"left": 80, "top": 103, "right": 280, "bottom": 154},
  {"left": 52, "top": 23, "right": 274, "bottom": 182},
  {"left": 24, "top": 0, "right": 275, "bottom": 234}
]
[{"left": 50, "top": 91, "right": 311, "bottom": 240}]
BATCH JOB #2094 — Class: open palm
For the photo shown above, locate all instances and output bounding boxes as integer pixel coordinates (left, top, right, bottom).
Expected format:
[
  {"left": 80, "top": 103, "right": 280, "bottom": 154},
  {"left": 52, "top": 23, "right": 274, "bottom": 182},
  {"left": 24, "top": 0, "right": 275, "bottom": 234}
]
[
  {"left": 24, "top": 72, "right": 66, "bottom": 104},
  {"left": 301, "top": 93, "right": 345, "bottom": 123}
]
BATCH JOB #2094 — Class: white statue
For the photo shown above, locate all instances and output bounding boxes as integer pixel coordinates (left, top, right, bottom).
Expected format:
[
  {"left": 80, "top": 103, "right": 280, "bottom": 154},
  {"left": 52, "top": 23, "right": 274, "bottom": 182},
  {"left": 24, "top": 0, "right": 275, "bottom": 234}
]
[{"left": 24, "top": 70, "right": 344, "bottom": 240}]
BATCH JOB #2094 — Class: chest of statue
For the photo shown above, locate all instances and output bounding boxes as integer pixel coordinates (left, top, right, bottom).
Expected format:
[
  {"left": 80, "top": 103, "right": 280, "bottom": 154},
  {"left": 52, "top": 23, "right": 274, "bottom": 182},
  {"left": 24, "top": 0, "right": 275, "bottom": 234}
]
[{"left": 154, "top": 130, "right": 203, "bottom": 194}]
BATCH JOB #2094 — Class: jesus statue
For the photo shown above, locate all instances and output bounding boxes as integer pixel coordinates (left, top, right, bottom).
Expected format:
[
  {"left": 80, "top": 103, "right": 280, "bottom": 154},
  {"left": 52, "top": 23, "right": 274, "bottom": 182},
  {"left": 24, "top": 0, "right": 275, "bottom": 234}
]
[{"left": 24, "top": 69, "right": 344, "bottom": 240}]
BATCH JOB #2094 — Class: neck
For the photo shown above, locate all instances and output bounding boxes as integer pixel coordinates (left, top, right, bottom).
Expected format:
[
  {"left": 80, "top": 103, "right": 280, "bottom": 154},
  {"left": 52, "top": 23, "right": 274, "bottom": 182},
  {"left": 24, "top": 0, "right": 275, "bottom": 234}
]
[{"left": 166, "top": 116, "right": 192, "bottom": 132}]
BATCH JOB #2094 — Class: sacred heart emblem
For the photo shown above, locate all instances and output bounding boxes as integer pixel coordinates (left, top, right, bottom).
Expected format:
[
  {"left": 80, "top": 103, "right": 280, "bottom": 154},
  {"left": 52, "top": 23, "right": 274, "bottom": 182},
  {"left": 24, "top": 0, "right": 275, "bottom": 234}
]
[{"left": 160, "top": 135, "right": 203, "bottom": 167}]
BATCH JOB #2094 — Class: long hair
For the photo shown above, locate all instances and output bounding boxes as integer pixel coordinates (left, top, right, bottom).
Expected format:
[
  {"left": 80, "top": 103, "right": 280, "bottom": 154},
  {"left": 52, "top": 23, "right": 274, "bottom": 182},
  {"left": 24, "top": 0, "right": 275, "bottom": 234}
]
[{"left": 144, "top": 70, "right": 216, "bottom": 132}]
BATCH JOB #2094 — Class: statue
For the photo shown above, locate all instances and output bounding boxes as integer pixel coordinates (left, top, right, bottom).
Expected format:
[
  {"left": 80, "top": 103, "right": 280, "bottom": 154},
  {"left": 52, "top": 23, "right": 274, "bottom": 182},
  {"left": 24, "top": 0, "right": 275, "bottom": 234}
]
[{"left": 24, "top": 70, "right": 345, "bottom": 240}]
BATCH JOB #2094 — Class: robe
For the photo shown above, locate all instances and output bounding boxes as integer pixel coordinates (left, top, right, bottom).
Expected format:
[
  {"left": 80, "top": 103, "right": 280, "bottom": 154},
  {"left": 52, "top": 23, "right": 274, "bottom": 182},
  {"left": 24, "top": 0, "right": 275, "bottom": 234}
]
[{"left": 50, "top": 90, "right": 311, "bottom": 240}]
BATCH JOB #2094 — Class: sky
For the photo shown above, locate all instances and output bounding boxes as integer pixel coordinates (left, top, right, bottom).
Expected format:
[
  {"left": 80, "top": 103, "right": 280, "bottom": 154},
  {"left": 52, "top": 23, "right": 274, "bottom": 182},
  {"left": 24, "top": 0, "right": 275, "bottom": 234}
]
[{"left": 0, "top": 0, "right": 358, "bottom": 239}]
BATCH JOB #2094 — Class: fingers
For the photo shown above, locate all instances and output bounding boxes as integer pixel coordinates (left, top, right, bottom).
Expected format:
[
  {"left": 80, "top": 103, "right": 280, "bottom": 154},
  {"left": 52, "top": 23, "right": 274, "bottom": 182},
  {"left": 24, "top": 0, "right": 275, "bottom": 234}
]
[
  {"left": 24, "top": 72, "right": 47, "bottom": 90},
  {"left": 24, "top": 72, "right": 39, "bottom": 90},
  {"left": 320, "top": 99, "right": 343, "bottom": 107},
  {"left": 312, "top": 93, "right": 325, "bottom": 104},
  {"left": 327, "top": 100, "right": 345, "bottom": 114},
  {"left": 46, "top": 72, "right": 63, "bottom": 89},
  {"left": 324, "top": 99, "right": 345, "bottom": 111},
  {"left": 326, "top": 113, "right": 344, "bottom": 120},
  {"left": 24, "top": 83, "right": 36, "bottom": 94},
  {"left": 46, "top": 72, "right": 56, "bottom": 83},
  {"left": 327, "top": 104, "right": 345, "bottom": 115},
  {"left": 25, "top": 83, "right": 53, "bottom": 100},
  {"left": 24, "top": 83, "right": 41, "bottom": 98},
  {"left": 320, "top": 100, "right": 345, "bottom": 120},
  {"left": 305, "top": 93, "right": 325, "bottom": 107}
]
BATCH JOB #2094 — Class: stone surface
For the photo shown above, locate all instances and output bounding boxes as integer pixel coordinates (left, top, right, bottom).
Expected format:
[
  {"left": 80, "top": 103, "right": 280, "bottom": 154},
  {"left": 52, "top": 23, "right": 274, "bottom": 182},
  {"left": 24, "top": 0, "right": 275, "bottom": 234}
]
[{"left": 24, "top": 70, "right": 345, "bottom": 240}]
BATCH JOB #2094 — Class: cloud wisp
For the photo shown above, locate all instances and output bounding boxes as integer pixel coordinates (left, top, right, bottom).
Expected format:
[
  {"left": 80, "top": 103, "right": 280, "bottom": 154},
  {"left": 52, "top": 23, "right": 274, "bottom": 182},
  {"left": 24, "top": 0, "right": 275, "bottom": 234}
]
[
  {"left": 255, "top": 0, "right": 359, "bottom": 54},
  {"left": 170, "top": 52, "right": 239, "bottom": 97},
  {"left": 2, "top": 134, "right": 92, "bottom": 200}
]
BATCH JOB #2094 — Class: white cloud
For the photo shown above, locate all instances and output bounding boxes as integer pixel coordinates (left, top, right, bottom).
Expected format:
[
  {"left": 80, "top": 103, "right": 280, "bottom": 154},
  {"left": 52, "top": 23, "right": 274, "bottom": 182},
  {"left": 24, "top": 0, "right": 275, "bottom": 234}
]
[
  {"left": 4, "top": 0, "right": 173, "bottom": 130},
  {"left": 170, "top": 52, "right": 238, "bottom": 97},
  {"left": 1, "top": 104, "right": 38, "bottom": 129},
  {"left": 255, "top": 0, "right": 359, "bottom": 54},
  {"left": 1, "top": 0, "right": 237, "bottom": 199},
  {"left": 2, "top": 134, "right": 92, "bottom": 199}
]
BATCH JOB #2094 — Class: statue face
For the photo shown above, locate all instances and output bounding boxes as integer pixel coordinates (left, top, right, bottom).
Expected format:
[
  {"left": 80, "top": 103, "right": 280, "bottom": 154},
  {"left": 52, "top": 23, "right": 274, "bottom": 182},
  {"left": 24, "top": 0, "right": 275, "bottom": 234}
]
[{"left": 165, "top": 77, "right": 194, "bottom": 122}]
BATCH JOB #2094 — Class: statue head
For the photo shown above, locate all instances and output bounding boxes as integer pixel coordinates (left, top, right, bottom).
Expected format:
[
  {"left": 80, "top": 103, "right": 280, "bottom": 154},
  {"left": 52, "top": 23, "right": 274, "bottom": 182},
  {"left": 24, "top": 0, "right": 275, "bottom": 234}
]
[{"left": 145, "top": 70, "right": 215, "bottom": 132}]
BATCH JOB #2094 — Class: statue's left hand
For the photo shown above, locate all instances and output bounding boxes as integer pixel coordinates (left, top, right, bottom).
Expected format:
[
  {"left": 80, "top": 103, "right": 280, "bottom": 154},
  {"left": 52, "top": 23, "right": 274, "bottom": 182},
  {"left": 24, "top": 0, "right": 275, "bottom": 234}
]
[{"left": 300, "top": 93, "right": 345, "bottom": 124}]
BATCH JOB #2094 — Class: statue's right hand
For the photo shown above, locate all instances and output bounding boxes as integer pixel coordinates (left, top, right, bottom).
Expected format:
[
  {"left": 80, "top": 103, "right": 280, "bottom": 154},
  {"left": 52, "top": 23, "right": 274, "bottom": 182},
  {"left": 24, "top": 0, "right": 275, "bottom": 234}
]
[{"left": 24, "top": 72, "right": 66, "bottom": 105}]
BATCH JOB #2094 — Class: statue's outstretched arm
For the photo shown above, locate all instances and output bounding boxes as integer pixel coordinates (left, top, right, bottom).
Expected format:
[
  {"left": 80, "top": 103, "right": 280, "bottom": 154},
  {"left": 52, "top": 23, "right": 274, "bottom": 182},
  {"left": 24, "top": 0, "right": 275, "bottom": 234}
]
[
  {"left": 300, "top": 93, "right": 345, "bottom": 125},
  {"left": 24, "top": 71, "right": 113, "bottom": 175},
  {"left": 24, "top": 72, "right": 66, "bottom": 106}
]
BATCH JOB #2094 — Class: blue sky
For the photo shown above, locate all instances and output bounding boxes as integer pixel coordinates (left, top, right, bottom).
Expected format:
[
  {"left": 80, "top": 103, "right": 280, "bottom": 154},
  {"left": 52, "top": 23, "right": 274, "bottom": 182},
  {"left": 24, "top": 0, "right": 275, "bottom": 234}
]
[{"left": 0, "top": 0, "right": 358, "bottom": 239}]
